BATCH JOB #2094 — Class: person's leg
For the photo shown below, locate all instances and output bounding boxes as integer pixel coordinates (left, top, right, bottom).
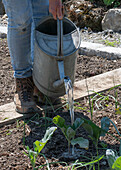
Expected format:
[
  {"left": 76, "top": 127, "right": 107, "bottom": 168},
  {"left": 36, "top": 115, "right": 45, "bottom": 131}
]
[
  {"left": 2, "top": 0, "right": 33, "bottom": 78},
  {"left": 2, "top": 0, "right": 50, "bottom": 113},
  {"left": 2, "top": 0, "right": 37, "bottom": 113},
  {"left": 31, "top": 0, "right": 49, "bottom": 62},
  {"left": 2, "top": 0, "right": 49, "bottom": 77},
  {"left": 32, "top": 0, "right": 49, "bottom": 23}
]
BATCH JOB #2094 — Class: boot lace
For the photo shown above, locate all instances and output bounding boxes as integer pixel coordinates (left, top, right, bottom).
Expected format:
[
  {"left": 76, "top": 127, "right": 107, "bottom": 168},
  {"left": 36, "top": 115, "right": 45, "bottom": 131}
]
[{"left": 16, "top": 77, "right": 34, "bottom": 102}]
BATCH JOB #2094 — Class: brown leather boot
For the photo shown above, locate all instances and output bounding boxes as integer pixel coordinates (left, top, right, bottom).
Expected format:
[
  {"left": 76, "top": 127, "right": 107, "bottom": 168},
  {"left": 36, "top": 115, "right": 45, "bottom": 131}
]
[{"left": 14, "top": 77, "right": 37, "bottom": 114}]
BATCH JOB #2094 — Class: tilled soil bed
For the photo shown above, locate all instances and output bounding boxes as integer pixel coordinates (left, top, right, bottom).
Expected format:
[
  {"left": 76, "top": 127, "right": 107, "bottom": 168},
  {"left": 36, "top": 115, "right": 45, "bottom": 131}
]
[{"left": 0, "top": 39, "right": 121, "bottom": 169}]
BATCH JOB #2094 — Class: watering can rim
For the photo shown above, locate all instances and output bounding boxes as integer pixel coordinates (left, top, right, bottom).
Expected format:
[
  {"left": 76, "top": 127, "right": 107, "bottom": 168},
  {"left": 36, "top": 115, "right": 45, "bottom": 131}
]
[
  {"left": 34, "top": 17, "right": 81, "bottom": 59},
  {"left": 36, "top": 15, "right": 76, "bottom": 29},
  {"left": 35, "top": 34, "right": 80, "bottom": 60}
]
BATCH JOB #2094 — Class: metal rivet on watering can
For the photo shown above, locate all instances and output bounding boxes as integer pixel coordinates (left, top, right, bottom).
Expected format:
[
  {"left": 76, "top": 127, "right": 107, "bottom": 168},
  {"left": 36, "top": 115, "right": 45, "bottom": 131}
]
[{"left": 33, "top": 16, "right": 81, "bottom": 97}]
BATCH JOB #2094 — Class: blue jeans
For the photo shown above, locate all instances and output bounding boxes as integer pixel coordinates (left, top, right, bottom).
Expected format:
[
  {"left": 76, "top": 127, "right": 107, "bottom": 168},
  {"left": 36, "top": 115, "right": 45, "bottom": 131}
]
[{"left": 2, "top": 0, "right": 49, "bottom": 78}]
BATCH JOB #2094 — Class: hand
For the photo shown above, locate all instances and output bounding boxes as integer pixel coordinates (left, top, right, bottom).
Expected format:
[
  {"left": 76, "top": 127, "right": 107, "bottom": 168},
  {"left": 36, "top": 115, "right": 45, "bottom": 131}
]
[{"left": 49, "top": 0, "right": 63, "bottom": 20}]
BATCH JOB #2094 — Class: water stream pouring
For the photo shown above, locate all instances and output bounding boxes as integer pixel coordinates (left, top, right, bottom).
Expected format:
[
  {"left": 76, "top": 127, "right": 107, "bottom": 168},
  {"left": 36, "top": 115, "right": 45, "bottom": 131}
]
[
  {"left": 33, "top": 16, "right": 80, "bottom": 98},
  {"left": 64, "top": 77, "right": 74, "bottom": 125}
]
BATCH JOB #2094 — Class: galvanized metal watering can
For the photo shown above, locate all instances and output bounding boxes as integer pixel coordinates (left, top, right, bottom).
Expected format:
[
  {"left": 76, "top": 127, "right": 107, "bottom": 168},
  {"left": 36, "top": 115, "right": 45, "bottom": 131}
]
[{"left": 33, "top": 16, "right": 80, "bottom": 97}]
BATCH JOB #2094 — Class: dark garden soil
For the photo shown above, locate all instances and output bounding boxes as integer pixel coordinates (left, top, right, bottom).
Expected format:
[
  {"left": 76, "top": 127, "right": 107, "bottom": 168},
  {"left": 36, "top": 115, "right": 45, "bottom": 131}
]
[{"left": 1, "top": 37, "right": 121, "bottom": 170}]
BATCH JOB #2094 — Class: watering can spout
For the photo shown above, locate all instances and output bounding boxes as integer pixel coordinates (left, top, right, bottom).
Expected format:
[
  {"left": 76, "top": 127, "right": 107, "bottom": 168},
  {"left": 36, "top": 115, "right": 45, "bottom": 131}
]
[
  {"left": 53, "top": 60, "right": 65, "bottom": 88},
  {"left": 53, "top": 79, "right": 64, "bottom": 88}
]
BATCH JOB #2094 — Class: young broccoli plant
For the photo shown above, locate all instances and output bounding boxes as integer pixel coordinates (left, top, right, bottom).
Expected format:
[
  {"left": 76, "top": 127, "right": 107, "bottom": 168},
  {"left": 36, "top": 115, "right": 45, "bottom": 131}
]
[
  {"left": 80, "top": 116, "right": 121, "bottom": 150},
  {"left": 53, "top": 115, "right": 89, "bottom": 155},
  {"left": 101, "top": 117, "right": 121, "bottom": 169},
  {"left": 24, "top": 126, "right": 57, "bottom": 169}
]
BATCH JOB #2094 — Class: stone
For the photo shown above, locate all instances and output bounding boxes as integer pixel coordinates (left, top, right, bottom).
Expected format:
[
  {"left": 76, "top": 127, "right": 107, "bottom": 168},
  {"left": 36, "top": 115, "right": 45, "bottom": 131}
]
[
  {"left": 0, "top": 32, "right": 7, "bottom": 39},
  {"left": 102, "top": 8, "right": 121, "bottom": 32},
  {"left": 2, "top": 14, "right": 7, "bottom": 20},
  {"left": 0, "top": 0, "right": 5, "bottom": 15},
  {"left": 0, "top": 26, "right": 7, "bottom": 34},
  {"left": 80, "top": 41, "right": 121, "bottom": 59}
]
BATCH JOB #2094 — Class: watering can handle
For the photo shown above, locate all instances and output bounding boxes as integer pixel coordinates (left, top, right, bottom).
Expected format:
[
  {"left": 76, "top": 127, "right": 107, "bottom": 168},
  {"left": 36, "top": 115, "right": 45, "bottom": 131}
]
[
  {"left": 53, "top": 18, "right": 65, "bottom": 87},
  {"left": 57, "top": 18, "right": 63, "bottom": 57}
]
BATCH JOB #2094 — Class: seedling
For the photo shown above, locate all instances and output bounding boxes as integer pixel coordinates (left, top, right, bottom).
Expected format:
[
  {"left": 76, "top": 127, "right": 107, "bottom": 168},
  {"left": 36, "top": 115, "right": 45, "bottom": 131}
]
[
  {"left": 103, "top": 0, "right": 115, "bottom": 6},
  {"left": 89, "top": 91, "right": 118, "bottom": 111},
  {"left": 70, "top": 155, "right": 104, "bottom": 169},
  {"left": 101, "top": 117, "right": 121, "bottom": 169},
  {"left": 80, "top": 116, "right": 121, "bottom": 150},
  {"left": 104, "top": 40, "right": 119, "bottom": 47},
  {"left": 80, "top": 117, "right": 106, "bottom": 149},
  {"left": 106, "top": 149, "right": 121, "bottom": 170},
  {"left": 24, "top": 126, "right": 57, "bottom": 169},
  {"left": 78, "top": 116, "right": 121, "bottom": 169},
  {"left": 53, "top": 115, "right": 89, "bottom": 155},
  {"left": 101, "top": 117, "right": 121, "bottom": 141}
]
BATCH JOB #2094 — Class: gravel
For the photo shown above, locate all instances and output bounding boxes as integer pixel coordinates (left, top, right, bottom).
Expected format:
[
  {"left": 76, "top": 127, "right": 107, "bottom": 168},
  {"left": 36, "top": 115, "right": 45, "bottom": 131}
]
[
  {"left": 80, "top": 28, "right": 121, "bottom": 48},
  {"left": 0, "top": 14, "right": 8, "bottom": 26}
]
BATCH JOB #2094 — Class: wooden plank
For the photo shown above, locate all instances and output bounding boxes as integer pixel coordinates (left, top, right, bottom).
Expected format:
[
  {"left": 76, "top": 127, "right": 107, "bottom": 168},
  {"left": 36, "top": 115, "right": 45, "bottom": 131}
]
[
  {"left": 73, "top": 68, "right": 121, "bottom": 99},
  {"left": 0, "top": 102, "right": 64, "bottom": 127},
  {"left": 0, "top": 102, "right": 33, "bottom": 127},
  {"left": 1, "top": 68, "right": 121, "bottom": 127}
]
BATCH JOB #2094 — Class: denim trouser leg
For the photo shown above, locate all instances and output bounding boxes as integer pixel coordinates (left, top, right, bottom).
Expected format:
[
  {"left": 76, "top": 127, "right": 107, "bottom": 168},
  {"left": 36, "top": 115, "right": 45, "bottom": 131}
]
[
  {"left": 31, "top": 0, "right": 49, "bottom": 64},
  {"left": 2, "top": 0, "right": 49, "bottom": 78}
]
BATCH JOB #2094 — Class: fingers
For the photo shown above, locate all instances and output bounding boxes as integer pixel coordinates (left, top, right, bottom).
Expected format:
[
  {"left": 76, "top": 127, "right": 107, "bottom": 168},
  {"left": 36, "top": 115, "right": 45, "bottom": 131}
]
[
  {"left": 49, "top": 0, "right": 64, "bottom": 20},
  {"left": 57, "top": 4, "right": 63, "bottom": 20},
  {"left": 49, "top": 6, "right": 57, "bottom": 20}
]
